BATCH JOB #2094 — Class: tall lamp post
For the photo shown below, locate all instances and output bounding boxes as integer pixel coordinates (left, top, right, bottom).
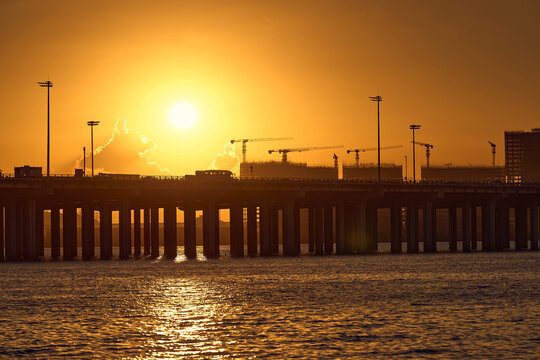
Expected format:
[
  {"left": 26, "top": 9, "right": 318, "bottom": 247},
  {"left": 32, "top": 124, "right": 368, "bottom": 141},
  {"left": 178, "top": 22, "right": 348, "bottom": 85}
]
[
  {"left": 404, "top": 155, "right": 408, "bottom": 182},
  {"left": 37, "top": 80, "right": 53, "bottom": 176},
  {"left": 409, "top": 124, "right": 421, "bottom": 182},
  {"left": 369, "top": 95, "right": 383, "bottom": 183},
  {"left": 87, "top": 121, "right": 100, "bottom": 177}
]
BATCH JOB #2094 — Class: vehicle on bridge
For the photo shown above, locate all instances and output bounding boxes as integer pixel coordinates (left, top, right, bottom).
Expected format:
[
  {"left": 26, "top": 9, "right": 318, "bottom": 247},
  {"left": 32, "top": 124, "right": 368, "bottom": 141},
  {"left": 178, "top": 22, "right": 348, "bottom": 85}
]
[{"left": 186, "top": 170, "right": 235, "bottom": 182}]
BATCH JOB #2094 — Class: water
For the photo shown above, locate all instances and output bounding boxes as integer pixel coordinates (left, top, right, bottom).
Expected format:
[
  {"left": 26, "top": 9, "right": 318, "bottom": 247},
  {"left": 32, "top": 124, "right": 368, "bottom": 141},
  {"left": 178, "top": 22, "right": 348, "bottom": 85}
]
[{"left": 0, "top": 251, "right": 538, "bottom": 359}]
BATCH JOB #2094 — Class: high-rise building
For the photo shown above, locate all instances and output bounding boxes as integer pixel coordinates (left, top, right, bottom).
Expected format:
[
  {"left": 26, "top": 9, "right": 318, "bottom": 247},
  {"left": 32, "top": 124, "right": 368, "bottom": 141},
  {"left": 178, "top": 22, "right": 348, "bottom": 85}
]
[{"left": 505, "top": 129, "right": 540, "bottom": 183}]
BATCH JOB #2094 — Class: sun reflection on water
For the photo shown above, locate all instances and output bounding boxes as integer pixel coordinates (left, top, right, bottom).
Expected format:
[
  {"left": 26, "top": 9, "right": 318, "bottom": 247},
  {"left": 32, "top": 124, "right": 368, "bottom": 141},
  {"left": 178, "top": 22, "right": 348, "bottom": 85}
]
[{"left": 140, "top": 278, "right": 229, "bottom": 358}]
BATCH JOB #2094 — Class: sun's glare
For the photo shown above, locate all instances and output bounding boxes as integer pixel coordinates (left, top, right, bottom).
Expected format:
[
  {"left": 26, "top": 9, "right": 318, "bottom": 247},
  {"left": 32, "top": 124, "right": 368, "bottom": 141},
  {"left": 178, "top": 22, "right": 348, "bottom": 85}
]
[{"left": 169, "top": 102, "right": 197, "bottom": 129}]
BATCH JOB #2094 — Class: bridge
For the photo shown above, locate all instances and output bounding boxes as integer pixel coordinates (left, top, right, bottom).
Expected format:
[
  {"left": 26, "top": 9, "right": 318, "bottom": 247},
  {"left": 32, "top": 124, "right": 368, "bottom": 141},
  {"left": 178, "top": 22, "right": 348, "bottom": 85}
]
[{"left": 0, "top": 175, "right": 538, "bottom": 261}]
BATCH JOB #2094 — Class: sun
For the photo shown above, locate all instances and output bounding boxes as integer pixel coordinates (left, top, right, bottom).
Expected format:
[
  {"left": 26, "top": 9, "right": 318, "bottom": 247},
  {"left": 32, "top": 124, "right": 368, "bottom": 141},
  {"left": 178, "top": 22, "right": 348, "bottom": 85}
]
[{"left": 169, "top": 102, "right": 197, "bottom": 129}]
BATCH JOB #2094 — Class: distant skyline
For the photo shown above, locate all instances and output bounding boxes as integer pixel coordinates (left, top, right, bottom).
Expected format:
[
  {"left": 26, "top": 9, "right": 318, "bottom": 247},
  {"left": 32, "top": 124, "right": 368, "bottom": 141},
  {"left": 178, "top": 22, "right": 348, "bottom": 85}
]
[{"left": 1, "top": 0, "right": 539, "bottom": 175}]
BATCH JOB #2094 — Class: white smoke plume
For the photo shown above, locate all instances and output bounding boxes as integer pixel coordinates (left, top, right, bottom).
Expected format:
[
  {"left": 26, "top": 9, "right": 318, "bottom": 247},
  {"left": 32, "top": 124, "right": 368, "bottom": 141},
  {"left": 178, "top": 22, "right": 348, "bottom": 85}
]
[
  {"left": 75, "top": 117, "right": 175, "bottom": 175},
  {"left": 209, "top": 142, "right": 240, "bottom": 175}
]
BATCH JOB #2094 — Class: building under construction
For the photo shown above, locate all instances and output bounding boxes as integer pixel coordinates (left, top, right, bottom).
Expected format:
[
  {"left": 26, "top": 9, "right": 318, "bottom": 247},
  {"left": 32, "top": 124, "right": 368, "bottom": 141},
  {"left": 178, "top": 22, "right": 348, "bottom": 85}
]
[
  {"left": 240, "top": 161, "right": 338, "bottom": 180},
  {"left": 421, "top": 165, "right": 505, "bottom": 182},
  {"left": 505, "top": 129, "right": 540, "bottom": 183},
  {"left": 343, "top": 164, "right": 402, "bottom": 181}
]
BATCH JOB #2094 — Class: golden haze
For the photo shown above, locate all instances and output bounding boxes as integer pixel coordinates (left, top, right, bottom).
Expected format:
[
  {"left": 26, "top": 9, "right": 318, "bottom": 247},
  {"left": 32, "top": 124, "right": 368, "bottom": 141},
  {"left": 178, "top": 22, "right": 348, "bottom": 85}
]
[{"left": 1, "top": 0, "right": 539, "bottom": 175}]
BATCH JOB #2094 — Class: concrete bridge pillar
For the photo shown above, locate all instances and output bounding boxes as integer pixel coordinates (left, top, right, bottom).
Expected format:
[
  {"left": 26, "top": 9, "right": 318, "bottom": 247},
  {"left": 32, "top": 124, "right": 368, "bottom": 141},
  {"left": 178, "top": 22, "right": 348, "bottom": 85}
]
[
  {"left": 353, "top": 201, "right": 366, "bottom": 253},
  {"left": 471, "top": 206, "right": 478, "bottom": 250},
  {"left": 344, "top": 203, "right": 355, "bottom": 254},
  {"left": 423, "top": 201, "right": 434, "bottom": 253},
  {"left": 293, "top": 204, "right": 301, "bottom": 255},
  {"left": 462, "top": 202, "right": 471, "bottom": 252},
  {"left": 163, "top": 203, "right": 177, "bottom": 259},
  {"left": 133, "top": 206, "right": 141, "bottom": 258},
  {"left": 63, "top": 204, "right": 77, "bottom": 260},
  {"left": 514, "top": 205, "right": 526, "bottom": 250},
  {"left": 489, "top": 200, "right": 497, "bottom": 251},
  {"left": 230, "top": 203, "right": 244, "bottom": 258},
  {"left": 496, "top": 204, "right": 509, "bottom": 251},
  {"left": 16, "top": 202, "right": 24, "bottom": 259},
  {"left": 89, "top": 208, "right": 95, "bottom": 259},
  {"left": 270, "top": 206, "right": 279, "bottom": 254},
  {"left": 324, "top": 205, "right": 333, "bottom": 254},
  {"left": 213, "top": 208, "right": 220, "bottom": 256},
  {"left": 282, "top": 200, "right": 298, "bottom": 256},
  {"left": 5, "top": 200, "right": 17, "bottom": 261},
  {"left": 366, "top": 203, "right": 377, "bottom": 253},
  {"left": 501, "top": 206, "right": 510, "bottom": 250},
  {"left": 150, "top": 205, "right": 160, "bottom": 258},
  {"left": 482, "top": 201, "right": 496, "bottom": 251},
  {"left": 119, "top": 200, "right": 131, "bottom": 260},
  {"left": 82, "top": 202, "right": 94, "bottom": 260},
  {"left": 100, "top": 201, "right": 113, "bottom": 260},
  {"left": 390, "top": 201, "right": 402, "bottom": 253},
  {"left": 143, "top": 208, "right": 151, "bottom": 256},
  {"left": 308, "top": 207, "right": 315, "bottom": 253},
  {"left": 203, "top": 201, "right": 219, "bottom": 259},
  {"left": 335, "top": 200, "right": 346, "bottom": 255},
  {"left": 36, "top": 202, "right": 44, "bottom": 258},
  {"left": 431, "top": 206, "right": 438, "bottom": 252},
  {"left": 530, "top": 201, "right": 538, "bottom": 250},
  {"left": 481, "top": 203, "right": 488, "bottom": 251},
  {"left": 247, "top": 204, "right": 258, "bottom": 256},
  {"left": 183, "top": 204, "right": 197, "bottom": 259},
  {"left": 449, "top": 206, "right": 457, "bottom": 252},
  {"left": 259, "top": 202, "right": 272, "bottom": 256},
  {"left": 314, "top": 204, "right": 324, "bottom": 255},
  {"left": 0, "top": 206, "right": 4, "bottom": 261},
  {"left": 50, "top": 207, "right": 60, "bottom": 259},
  {"left": 23, "top": 199, "right": 38, "bottom": 261},
  {"left": 406, "top": 201, "right": 418, "bottom": 253}
]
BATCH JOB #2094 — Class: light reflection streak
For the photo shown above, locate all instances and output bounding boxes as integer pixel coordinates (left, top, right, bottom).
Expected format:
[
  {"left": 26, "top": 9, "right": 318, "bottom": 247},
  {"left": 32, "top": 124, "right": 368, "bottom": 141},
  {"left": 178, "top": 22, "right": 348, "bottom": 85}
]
[{"left": 139, "top": 278, "right": 229, "bottom": 358}]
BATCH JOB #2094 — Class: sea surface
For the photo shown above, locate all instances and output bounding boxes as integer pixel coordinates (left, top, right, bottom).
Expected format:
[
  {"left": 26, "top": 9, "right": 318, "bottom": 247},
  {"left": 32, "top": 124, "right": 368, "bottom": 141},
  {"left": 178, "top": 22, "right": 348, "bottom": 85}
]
[{"left": 0, "top": 249, "right": 538, "bottom": 359}]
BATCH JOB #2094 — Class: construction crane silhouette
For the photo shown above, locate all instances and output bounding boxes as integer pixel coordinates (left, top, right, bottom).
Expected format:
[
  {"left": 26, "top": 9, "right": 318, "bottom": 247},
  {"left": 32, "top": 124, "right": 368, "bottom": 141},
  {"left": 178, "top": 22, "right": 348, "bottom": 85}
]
[
  {"left": 412, "top": 141, "right": 434, "bottom": 168},
  {"left": 488, "top": 141, "right": 496, "bottom": 167},
  {"left": 346, "top": 145, "right": 403, "bottom": 167},
  {"left": 230, "top": 137, "right": 293, "bottom": 163},
  {"left": 268, "top": 146, "right": 343, "bottom": 163}
]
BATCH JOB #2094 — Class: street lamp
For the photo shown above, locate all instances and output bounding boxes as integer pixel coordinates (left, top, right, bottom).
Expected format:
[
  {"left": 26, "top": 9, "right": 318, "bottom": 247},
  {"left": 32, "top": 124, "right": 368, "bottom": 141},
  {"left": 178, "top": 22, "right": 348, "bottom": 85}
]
[
  {"left": 409, "top": 124, "right": 421, "bottom": 182},
  {"left": 369, "top": 95, "right": 383, "bottom": 182},
  {"left": 37, "top": 80, "right": 53, "bottom": 176},
  {"left": 87, "top": 121, "right": 100, "bottom": 177},
  {"left": 404, "top": 155, "right": 408, "bottom": 182}
]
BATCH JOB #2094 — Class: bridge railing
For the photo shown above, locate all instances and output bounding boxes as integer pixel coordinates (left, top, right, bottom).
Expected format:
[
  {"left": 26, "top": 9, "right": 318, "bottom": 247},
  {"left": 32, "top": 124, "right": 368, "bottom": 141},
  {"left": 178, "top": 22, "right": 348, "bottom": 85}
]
[{"left": 0, "top": 173, "right": 536, "bottom": 187}]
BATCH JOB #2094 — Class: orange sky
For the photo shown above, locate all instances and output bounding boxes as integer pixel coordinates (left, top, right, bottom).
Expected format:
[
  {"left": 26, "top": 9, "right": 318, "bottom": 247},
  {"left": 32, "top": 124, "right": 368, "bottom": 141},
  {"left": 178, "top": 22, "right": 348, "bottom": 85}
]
[{"left": 1, "top": 0, "right": 539, "bottom": 176}]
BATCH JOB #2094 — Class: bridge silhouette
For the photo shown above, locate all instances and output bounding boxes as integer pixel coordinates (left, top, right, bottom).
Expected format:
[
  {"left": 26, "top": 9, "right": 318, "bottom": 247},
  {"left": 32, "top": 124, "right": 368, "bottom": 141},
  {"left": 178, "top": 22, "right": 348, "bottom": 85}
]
[{"left": 0, "top": 176, "right": 538, "bottom": 261}]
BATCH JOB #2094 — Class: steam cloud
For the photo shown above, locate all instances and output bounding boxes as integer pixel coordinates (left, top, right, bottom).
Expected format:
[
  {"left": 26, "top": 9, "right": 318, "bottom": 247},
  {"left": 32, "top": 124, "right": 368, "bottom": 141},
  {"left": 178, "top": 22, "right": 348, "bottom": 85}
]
[
  {"left": 209, "top": 142, "right": 240, "bottom": 175},
  {"left": 75, "top": 118, "right": 174, "bottom": 175}
]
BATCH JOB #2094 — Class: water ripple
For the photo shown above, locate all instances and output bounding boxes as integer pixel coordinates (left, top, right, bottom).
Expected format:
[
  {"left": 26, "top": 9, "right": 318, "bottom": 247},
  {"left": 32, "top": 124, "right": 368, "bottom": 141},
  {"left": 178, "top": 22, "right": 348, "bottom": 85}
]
[{"left": 0, "top": 252, "right": 538, "bottom": 359}]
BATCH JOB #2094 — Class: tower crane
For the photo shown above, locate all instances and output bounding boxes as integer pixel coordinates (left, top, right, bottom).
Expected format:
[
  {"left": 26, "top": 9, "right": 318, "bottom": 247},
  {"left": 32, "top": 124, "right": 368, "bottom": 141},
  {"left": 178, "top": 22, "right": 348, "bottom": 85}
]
[
  {"left": 230, "top": 137, "right": 293, "bottom": 163},
  {"left": 412, "top": 141, "right": 434, "bottom": 168},
  {"left": 268, "top": 146, "right": 343, "bottom": 163},
  {"left": 346, "top": 145, "right": 403, "bottom": 167},
  {"left": 488, "top": 141, "right": 496, "bottom": 167}
]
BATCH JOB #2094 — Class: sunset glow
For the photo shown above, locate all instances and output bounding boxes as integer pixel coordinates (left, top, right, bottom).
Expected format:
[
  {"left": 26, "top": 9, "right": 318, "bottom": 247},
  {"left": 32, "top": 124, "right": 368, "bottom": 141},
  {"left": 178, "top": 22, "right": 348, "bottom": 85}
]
[{"left": 169, "top": 102, "right": 198, "bottom": 129}]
